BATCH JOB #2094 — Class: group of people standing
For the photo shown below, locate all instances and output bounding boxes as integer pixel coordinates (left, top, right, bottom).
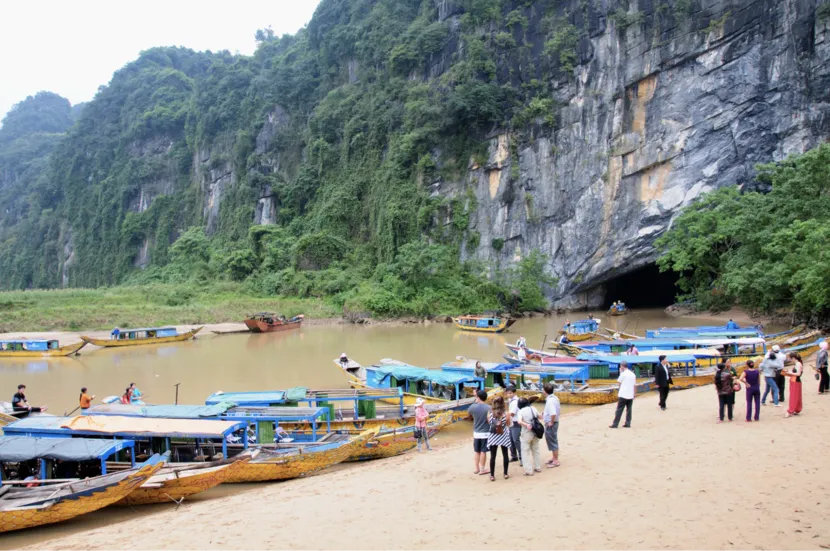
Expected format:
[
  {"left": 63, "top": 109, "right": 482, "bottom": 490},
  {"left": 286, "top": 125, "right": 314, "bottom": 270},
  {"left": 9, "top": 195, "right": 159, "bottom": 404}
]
[
  {"left": 78, "top": 382, "right": 143, "bottom": 413},
  {"left": 464, "top": 385, "right": 560, "bottom": 480}
]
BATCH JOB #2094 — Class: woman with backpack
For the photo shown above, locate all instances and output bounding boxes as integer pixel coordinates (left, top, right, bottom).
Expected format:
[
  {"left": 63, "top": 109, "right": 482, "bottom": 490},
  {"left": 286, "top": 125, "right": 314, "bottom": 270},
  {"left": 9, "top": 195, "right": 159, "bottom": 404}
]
[
  {"left": 486, "top": 396, "right": 512, "bottom": 481},
  {"left": 714, "top": 363, "right": 735, "bottom": 423},
  {"left": 516, "top": 397, "right": 543, "bottom": 476}
]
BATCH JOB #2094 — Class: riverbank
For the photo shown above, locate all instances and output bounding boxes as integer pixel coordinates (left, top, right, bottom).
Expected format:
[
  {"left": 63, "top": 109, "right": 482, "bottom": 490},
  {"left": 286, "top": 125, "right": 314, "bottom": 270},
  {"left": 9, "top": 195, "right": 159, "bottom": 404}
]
[{"left": 13, "top": 372, "right": 830, "bottom": 550}]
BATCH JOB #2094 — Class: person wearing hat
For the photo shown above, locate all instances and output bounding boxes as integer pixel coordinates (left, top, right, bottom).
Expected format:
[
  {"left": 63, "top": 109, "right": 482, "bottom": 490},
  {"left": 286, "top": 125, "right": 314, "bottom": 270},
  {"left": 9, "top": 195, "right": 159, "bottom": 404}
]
[
  {"left": 760, "top": 346, "right": 783, "bottom": 406},
  {"left": 339, "top": 353, "right": 349, "bottom": 367},
  {"left": 414, "top": 398, "right": 431, "bottom": 451}
]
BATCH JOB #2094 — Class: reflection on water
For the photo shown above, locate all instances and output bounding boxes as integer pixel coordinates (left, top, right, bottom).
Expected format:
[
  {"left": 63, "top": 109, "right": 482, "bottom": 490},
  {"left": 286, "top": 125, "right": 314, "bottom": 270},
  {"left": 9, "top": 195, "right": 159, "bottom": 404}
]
[{"left": 0, "top": 309, "right": 782, "bottom": 417}]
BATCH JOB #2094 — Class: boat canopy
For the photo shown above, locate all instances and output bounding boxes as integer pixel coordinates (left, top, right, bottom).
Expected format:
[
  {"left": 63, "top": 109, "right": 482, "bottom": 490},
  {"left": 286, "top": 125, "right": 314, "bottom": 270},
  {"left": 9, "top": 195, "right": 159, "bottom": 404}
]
[
  {"left": 0, "top": 436, "right": 134, "bottom": 463},
  {"left": 0, "top": 340, "right": 59, "bottom": 351},
  {"left": 371, "top": 365, "right": 481, "bottom": 386},
  {"left": 87, "top": 402, "right": 238, "bottom": 418},
  {"left": 577, "top": 353, "right": 698, "bottom": 364},
  {"left": 3, "top": 415, "right": 246, "bottom": 439},
  {"left": 565, "top": 319, "right": 600, "bottom": 333},
  {"left": 683, "top": 337, "right": 766, "bottom": 347},
  {"left": 120, "top": 327, "right": 177, "bottom": 333}
]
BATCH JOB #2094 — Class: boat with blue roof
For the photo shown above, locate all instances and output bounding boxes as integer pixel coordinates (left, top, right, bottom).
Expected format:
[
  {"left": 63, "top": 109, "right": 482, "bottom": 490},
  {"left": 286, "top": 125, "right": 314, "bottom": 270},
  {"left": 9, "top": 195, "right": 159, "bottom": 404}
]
[
  {"left": 80, "top": 326, "right": 202, "bottom": 348},
  {"left": 453, "top": 314, "right": 516, "bottom": 333},
  {"left": 558, "top": 318, "right": 601, "bottom": 342},
  {"left": 0, "top": 339, "right": 86, "bottom": 358}
]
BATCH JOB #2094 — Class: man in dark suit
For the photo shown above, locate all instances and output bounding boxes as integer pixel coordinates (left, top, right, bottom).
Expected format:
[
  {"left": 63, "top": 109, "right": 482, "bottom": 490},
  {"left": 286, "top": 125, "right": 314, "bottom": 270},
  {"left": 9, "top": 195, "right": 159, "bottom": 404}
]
[{"left": 654, "top": 355, "right": 673, "bottom": 410}]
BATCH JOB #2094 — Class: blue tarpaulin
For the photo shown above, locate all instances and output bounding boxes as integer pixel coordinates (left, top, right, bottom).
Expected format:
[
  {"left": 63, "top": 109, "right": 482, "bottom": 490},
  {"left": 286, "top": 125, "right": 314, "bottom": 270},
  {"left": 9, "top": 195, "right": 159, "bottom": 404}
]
[
  {"left": 0, "top": 436, "right": 133, "bottom": 463},
  {"left": 576, "top": 353, "right": 698, "bottom": 364},
  {"left": 371, "top": 365, "right": 480, "bottom": 385},
  {"left": 88, "top": 402, "right": 237, "bottom": 418},
  {"left": 206, "top": 391, "right": 286, "bottom": 405}
]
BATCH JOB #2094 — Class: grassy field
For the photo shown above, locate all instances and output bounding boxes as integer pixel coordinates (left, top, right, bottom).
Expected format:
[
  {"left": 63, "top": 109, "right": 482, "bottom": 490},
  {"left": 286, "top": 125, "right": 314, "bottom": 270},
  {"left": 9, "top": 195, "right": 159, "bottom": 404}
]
[{"left": 0, "top": 283, "right": 340, "bottom": 332}]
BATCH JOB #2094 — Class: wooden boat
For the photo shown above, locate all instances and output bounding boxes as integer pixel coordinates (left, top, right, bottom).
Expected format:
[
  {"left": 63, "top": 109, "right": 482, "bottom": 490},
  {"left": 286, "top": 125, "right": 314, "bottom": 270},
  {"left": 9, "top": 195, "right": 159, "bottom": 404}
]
[
  {"left": 243, "top": 313, "right": 304, "bottom": 333},
  {"left": 559, "top": 318, "right": 601, "bottom": 342},
  {"left": 0, "top": 456, "right": 163, "bottom": 533},
  {"left": 222, "top": 430, "right": 376, "bottom": 483},
  {"left": 0, "top": 340, "right": 86, "bottom": 358},
  {"left": 452, "top": 315, "right": 516, "bottom": 333},
  {"left": 607, "top": 303, "right": 627, "bottom": 316},
  {"left": 118, "top": 453, "right": 256, "bottom": 506},
  {"left": 80, "top": 326, "right": 203, "bottom": 348}
]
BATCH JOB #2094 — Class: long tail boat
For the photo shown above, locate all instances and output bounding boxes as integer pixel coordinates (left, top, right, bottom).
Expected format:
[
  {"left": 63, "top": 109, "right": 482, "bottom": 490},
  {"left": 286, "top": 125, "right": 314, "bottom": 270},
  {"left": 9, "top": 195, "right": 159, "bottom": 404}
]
[
  {"left": 558, "top": 318, "right": 601, "bottom": 342},
  {"left": 243, "top": 313, "right": 304, "bottom": 333},
  {"left": 607, "top": 303, "right": 627, "bottom": 316},
  {"left": 0, "top": 453, "right": 164, "bottom": 533},
  {"left": 453, "top": 315, "right": 516, "bottom": 333},
  {"left": 0, "top": 339, "right": 86, "bottom": 358},
  {"left": 80, "top": 326, "right": 203, "bottom": 348}
]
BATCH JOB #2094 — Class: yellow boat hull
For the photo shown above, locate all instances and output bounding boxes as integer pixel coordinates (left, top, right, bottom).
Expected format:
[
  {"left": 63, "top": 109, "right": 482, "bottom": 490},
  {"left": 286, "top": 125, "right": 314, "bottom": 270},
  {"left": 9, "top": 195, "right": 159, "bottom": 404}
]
[
  {"left": 453, "top": 318, "right": 515, "bottom": 333},
  {"left": 0, "top": 463, "right": 161, "bottom": 533},
  {"left": 224, "top": 432, "right": 375, "bottom": 483},
  {"left": 118, "top": 458, "right": 248, "bottom": 506},
  {"left": 0, "top": 341, "right": 86, "bottom": 358},
  {"left": 345, "top": 416, "right": 453, "bottom": 461},
  {"left": 81, "top": 327, "right": 203, "bottom": 348},
  {"left": 558, "top": 331, "right": 598, "bottom": 342}
]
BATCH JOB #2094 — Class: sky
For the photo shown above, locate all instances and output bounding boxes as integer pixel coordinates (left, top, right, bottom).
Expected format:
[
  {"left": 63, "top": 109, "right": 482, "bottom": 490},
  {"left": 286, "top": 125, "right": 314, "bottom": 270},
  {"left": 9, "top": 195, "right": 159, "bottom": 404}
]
[{"left": 0, "top": 0, "right": 322, "bottom": 122}]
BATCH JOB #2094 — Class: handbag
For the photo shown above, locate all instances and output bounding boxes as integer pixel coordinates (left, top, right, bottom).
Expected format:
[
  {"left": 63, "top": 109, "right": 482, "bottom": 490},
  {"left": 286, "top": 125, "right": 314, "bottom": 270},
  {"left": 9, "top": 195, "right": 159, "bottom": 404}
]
[
  {"left": 490, "top": 414, "right": 504, "bottom": 434},
  {"left": 528, "top": 408, "right": 544, "bottom": 439},
  {"left": 413, "top": 427, "right": 423, "bottom": 439}
]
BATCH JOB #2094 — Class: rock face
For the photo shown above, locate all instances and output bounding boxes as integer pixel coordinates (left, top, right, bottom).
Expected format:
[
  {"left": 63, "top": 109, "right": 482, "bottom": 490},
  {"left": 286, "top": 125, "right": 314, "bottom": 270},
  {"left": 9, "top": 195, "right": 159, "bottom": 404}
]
[{"left": 434, "top": 0, "right": 830, "bottom": 308}]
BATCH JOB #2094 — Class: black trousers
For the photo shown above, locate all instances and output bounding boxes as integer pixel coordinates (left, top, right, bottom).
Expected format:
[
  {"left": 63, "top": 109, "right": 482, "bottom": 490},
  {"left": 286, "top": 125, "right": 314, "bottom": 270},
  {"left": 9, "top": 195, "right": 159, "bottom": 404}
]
[
  {"left": 658, "top": 386, "right": 670, "bottom": 409},
  {"left": 776, "top": 372, "right": 786, "bottom": 402},
  {"left": 611, "top": 398, "right": 633, "bottom": 427},
  {"left": 819, "top": 367, "right": 829, "bottom": 394},
  {"left": 718, "top": 394, "right": 734, "bottom": 421},
  {"left": 489, "top": 445, "right": 509, "bottom": 476}
]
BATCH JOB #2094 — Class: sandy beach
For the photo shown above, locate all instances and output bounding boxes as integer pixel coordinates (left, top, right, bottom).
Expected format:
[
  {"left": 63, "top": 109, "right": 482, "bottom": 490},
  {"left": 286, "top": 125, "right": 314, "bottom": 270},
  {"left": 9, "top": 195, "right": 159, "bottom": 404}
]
[{"left": 9, "top": 358, "right": 830, "bottom": 550}]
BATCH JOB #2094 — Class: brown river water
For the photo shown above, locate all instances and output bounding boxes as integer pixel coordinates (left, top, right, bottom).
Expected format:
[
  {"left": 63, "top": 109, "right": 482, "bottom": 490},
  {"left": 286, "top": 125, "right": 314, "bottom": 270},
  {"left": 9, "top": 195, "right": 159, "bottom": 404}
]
[{"left": 0, "top": 308, "right": 782, "bottom": 549}]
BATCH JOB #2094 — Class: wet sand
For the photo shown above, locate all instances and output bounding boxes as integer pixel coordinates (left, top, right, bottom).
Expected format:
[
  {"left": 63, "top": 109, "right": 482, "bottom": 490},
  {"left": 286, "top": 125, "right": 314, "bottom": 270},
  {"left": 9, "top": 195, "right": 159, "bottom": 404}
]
[{"left": 14, "top": 360, "right": 830, "bottom": 550}]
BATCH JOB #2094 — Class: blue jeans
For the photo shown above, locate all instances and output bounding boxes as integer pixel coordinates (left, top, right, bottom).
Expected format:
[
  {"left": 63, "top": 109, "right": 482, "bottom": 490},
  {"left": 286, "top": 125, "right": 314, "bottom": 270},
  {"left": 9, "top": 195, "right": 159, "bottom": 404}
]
[{"left": 762, "top": 376, "right": 779, "bottom": 405}]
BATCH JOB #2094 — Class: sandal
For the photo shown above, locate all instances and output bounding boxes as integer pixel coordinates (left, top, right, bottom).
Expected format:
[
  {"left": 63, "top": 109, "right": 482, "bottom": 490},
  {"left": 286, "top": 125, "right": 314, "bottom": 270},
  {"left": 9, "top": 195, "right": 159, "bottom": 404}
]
[
  {"left": 523, "top": 473, "right": 533, "bottom": 476},
  {"left": 504, "top": 474, "right": 509, "bottom": 480},
  {"left": 534, "top": 468, "right": 542, "bottom": 473},
  {"left": 489, "top": 475, "right": 495, "bottom": 481}
]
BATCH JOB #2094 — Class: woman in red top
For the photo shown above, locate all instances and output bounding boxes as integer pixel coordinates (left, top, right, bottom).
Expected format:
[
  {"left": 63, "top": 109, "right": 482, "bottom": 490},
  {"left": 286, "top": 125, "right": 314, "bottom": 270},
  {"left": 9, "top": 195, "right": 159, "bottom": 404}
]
[
  {"left": 414, "top": 398, "right": 431, "bottom": 451},
  {"left": 120, "top": 387, "right": 133, "bottom": 405}
]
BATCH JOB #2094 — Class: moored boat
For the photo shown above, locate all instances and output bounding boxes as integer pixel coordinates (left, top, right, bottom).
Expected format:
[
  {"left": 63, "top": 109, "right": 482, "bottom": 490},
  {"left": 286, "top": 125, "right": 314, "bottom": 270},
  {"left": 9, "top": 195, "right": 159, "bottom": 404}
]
[
  {"left": 0, "top": 339, "right": 86, "bottom": 358},
  {"left": 558, "top": 318, "right": 601, "bottom": 342},
  {"left": 453, "top": 315, "right": 516, "bottom": 333},
  {"left": 80, "top": 326, "right": 203, "bottom": 348},
  {"left": 607, "top": 302, "right": 627, "bottom": 316},
  {"left": 243, "top": 313, "right": 304, "bottom": 333}
]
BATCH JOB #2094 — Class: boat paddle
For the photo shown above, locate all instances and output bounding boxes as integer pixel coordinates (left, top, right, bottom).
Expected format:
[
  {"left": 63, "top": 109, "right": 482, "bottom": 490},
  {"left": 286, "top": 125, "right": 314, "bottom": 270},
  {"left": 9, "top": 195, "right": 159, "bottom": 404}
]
[{"left": 65, "top": 406, "right": 80, "bottom": 416}]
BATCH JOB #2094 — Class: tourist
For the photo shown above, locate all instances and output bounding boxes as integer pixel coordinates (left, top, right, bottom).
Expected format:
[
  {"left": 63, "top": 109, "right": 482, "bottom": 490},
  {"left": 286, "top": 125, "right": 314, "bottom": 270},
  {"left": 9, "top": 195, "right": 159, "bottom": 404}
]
[
  {"left": 516, "top": 397, "right": 542, "bottom": 476},
  {"left": 414, "top": 398, "right": 431, "bottom": 452},
  {"left": 784, "top": 352, "right": 804, "bottom": 418},
  {"left": 724, "top": 358, "right": 737, "bottom": 411},
  {"left": 816, "top": 341, "right": 829, "bottom": 395},
  {"left": 609, "top": 361, "right": 635, "bottom": 428},
  {"left": 760, "top": 351, "right": 781, "bottom": 406},
  {"left": 542, "top": 383, "right": 561, "bottom": 468},
  {"left": 486, "top": 396, "right": 512, "bottom": 481},
  {"left": 627, "top": 343, "right": 640, "bottom": 356},
  {"left": 12, "top": 384, "right": 47, "bottom": 413},
  {"left": 468, "top": 390, "right": 491, "bottom": 475},
  {"left": 726, "top": 319, "right": 739, "bottom": 330},
  {"left": 654, "top": 355, "right": 673, "bottom": 410},
  {"left": 474, "top": 361, "right": 487, "bottom": 379},
  {"left": 120, "top": 387, "right": 133, "bottom": 405},
  {"left": 505, "top": 385, "right": 521, "bottom": 463},
  {"left": 111, "top": 327, "right": 120, "bottom": 340},
  {"left": 715, "top": 363, "right": 735, "bottom": 423},
  {"left": 129, "top": 382, "right": 143, "bottom": 404},
  {"left": 771, "top": 345, "right": 787, "bottom": 403},
  {"left": 739, "top": 360, "right": 761, "bottom": 422},
  {"left": 79, "top": 387, "right": 94, "bottom": 414}
]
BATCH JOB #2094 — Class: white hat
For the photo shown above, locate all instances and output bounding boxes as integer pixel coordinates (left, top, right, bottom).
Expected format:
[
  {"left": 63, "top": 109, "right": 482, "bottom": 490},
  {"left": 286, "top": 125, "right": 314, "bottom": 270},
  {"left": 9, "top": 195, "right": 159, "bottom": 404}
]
[
  {"left": 340, "top": 352, "right": 347, "bottom": 358},
  {"left": 415, "top": 398, "right": 425, "bottom": 406},
  {"left": 772, "top": 345, "right": 781, "bottom": 352}
]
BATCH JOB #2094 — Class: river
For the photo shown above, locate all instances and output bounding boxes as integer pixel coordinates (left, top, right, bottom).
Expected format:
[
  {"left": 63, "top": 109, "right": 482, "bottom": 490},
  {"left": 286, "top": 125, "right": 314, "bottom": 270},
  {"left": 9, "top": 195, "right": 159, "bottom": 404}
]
[{"left": 0, "top": 308, "right": 770, "bottom": 415}]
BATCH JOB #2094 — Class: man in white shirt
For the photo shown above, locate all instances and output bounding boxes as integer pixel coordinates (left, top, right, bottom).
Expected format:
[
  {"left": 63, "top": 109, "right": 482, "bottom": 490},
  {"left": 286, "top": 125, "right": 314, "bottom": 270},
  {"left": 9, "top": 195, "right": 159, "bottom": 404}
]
[
  {"left": 505, "top": 385, "right": 521, "bottom": 463},
  {"left": 542, "top": 383, "right": 561, "bottom": 467},
  {"left": 610, "top": 361, "right": 636, "bottom": 428}
]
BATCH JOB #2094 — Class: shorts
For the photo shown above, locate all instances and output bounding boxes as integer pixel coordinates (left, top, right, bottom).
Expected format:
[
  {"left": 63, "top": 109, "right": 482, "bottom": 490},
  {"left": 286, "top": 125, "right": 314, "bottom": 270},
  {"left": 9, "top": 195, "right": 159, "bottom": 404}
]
[
  {"left": 473, "top": 438, "right": 489, "bottom": 453},
  {"left": 545, "top": 421, "right": 559, "bottom": 452}
]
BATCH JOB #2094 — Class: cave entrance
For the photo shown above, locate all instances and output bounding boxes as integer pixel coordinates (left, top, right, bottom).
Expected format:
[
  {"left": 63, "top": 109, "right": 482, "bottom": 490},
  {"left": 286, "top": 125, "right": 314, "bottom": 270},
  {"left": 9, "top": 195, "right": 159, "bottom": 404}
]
[{"left": 602, "top": 263, "right": 679, "bottom": 308}]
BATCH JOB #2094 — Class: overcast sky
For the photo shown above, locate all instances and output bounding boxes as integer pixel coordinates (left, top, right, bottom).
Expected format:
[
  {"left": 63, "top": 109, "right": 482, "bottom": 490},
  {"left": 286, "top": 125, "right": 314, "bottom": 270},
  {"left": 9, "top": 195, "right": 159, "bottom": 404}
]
[{"left": 0, "top": 0, "right": 322, "bottom": 122}]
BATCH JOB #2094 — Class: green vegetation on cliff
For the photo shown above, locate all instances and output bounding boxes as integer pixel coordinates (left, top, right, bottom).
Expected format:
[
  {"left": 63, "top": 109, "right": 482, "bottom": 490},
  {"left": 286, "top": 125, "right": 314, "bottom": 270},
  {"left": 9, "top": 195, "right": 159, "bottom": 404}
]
[
  {"left": 1, "top": 0, "right": 580, "bottom": 317},
  {"left": 656, "top": 143, "right": 830, "bottom": 322}
]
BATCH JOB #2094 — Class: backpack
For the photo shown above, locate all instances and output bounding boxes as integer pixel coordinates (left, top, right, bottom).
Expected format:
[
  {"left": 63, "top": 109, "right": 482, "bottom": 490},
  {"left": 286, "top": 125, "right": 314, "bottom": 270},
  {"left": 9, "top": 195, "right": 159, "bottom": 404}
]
[
  {"left": 527, "top": 407, "right": 544, "bottom": 439},
  {"left": 489, "top": 414, "right": 504, "bottom": 435}
]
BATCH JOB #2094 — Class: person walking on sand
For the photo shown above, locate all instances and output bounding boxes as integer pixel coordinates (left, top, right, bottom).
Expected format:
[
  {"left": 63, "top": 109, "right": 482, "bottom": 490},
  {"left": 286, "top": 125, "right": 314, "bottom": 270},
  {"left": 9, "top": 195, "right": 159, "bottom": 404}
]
[
  {"left": 816, "top": 341, "right": 829, "bottom": 395},
  {"left": 739, "top": 360, "right": 761, "bottom": 422},
  {"left": 505, "top": 385, "right": 521, "bottom": 464},
  {"left": 715, "top": 362, "right": 735, "bottom": 423},
  {"left": 486, "top": 396, "right": 512, "bottom": 481},
  {"left": 414, "top": 398, "right": 431, "bottom": 451},
  {"left": 542, "top": 383, "right": 561, "bottom": 468},
  {"left": 784, "top": 352, "right": 805, "bottom": 418},
  {"left": 760, "top": 351, "right": 781, "bottom": 407},
  {"left": 79, "top": 387, "right": 95, "bottom": 414},
  {"left": 468, "top": 390, "right": 491, "bottom": 475},
  {"left": 516, "top": 397, "right": 542, "bottom": 476},
  {"left": 654, "top": 355, "right": 673, "bottom": 410},
  {"left": 610, "top": 361, "right": 636, "bottom": 428}
]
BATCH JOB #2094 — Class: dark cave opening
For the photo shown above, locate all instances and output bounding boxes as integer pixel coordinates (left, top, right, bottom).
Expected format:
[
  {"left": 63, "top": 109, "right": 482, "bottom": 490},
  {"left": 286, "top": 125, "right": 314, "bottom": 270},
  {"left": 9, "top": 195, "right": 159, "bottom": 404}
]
[{"left": 602, "top": 263, "right": 680, "bottom": 309}]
